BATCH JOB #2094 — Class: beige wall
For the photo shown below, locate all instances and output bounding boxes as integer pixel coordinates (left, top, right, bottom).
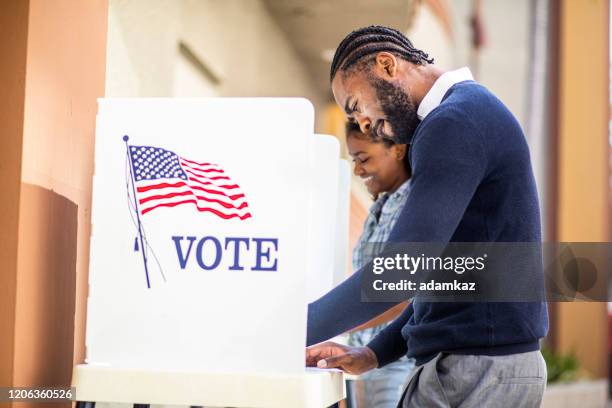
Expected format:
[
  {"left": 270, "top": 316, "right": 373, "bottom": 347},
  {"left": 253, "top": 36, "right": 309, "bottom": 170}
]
[
  {"left": 446, "top": 0, "right": 530, "bottom": 127},
  {"left": 105, "top": 0, "right": 326, "bottom": 131},
  {"left": 407, "top": 4, "right": 454, "bottom": 71},
  {"left": 407, "top": 0, "right": 531, "bottom": 128}
]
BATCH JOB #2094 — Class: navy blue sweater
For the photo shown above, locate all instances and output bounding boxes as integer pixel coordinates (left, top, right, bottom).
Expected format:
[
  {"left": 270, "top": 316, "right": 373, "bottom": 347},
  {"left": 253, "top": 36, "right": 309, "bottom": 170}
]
[{"left": 307, "top": 81, "right": 549, "bottom": 366}]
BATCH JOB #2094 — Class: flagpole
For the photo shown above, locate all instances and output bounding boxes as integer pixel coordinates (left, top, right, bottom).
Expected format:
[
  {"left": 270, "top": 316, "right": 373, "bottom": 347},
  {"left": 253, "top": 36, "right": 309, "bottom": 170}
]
[{"left": 123, "top": 135, "right": 151, "bottom": 289}]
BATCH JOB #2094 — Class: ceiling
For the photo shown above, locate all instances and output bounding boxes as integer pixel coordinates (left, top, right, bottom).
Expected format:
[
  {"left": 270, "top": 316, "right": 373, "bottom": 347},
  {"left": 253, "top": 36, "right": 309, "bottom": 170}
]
[{"left": 263, "top": 0, "right": 416, "bottom": 100}]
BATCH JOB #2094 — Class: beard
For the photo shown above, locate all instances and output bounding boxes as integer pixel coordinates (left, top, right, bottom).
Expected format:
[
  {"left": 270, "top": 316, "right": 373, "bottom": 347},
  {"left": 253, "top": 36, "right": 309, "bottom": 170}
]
[{"left": 370, "top": 77, "right": 420, "bottom": 144}]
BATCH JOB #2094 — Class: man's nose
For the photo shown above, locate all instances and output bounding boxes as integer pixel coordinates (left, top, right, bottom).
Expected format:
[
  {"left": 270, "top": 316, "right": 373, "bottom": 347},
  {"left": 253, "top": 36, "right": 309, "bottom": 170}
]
[{"left": 354, "top": 114, "right": 371, "bottom": 134}]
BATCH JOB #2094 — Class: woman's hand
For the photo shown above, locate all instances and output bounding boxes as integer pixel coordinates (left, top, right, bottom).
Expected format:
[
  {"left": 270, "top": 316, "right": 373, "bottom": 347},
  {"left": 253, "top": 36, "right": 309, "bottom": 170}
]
[{"left": 305, "top": 341, "right": 379, "bottom": 375}]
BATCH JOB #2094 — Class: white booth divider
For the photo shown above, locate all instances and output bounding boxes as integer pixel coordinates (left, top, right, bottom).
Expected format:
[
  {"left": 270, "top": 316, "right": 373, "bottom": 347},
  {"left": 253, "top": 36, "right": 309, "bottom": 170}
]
[
  {"left": 306, "top": 134, "right": 340, "bottom": 303},
  {"left": 88, "top": 98, "right": 312, "bottom": 372},
  {"left": 333, "top": 159, "right": 351, "bottom": 286},
  {"left": 76, "top": 98, "right": 346, "bottom": 407}
]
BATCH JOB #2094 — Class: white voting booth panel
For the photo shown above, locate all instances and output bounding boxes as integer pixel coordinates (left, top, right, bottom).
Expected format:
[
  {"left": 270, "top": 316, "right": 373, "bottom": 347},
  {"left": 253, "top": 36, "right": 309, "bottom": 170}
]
[
  {"left": 307, "top": 137, "right": 351, "bottom": 301},
  {"left": 333, "top": 160, "right": 351, "bottom": 286},
  {"left": 306, "top": 134, "right": 340, "bottom": 303},
  {"left": 75, "top": 98, "right": 345, "bottom": 407}
]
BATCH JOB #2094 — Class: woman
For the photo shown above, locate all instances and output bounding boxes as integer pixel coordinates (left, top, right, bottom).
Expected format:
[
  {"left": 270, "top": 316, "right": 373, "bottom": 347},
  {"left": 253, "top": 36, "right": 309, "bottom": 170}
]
[{"left": 344, "top": 121, "right": 415, "bottom": 408}]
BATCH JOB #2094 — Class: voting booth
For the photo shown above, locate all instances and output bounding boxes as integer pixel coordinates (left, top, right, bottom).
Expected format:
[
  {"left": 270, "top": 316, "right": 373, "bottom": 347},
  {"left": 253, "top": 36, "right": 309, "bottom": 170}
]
[{"left": 72, "top": 98, "right": 348, "bottom": 408}]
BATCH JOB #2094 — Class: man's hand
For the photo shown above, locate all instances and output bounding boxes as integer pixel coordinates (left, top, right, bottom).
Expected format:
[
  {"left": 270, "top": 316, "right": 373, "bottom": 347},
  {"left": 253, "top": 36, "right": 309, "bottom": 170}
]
[{"left": 305, "top": 341, "right": 379, "bottom": 375}]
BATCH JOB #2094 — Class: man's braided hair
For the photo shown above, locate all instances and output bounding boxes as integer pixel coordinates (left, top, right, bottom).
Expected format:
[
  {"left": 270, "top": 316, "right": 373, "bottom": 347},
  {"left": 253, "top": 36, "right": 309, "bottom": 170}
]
[{"left": 330, "top": 25, "right": 433, "bottom": 82}]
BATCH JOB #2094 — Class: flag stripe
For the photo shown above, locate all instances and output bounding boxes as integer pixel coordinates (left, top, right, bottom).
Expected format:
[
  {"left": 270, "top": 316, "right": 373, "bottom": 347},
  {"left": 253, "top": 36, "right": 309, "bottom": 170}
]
[
  {"left": 136, "top": 181, "right": 185, "bottom": 193},
  {"left": 139, "top": 189, "right": 249, "bottom": 210},
  {"left": 137, "top": 183, "right": 246, "bottom": 209},
  {"left": 180, "top": 158, "right": 219, "bottom": 167},
  {"left": 139, "top": 190, "right": 192, "bottom": 205},
  {"left": 180, "top": 161, "right": 227, "bottom": 177},
  {"left": 183, "top": 169, "right": 238, "bottom": 188},
  {"left": 180, "top": 159, "right": 221, "bottom": 171},
  {"left": 139, "top": 191, "right": 250, "bottom": 216},
  {"left": 180, "top": 166, "right": 224, "bottom": 174},
  {"left": 181, "top": 159, "right": 225, "bottom": 172},
  {"left": 184, "top": 167, "right": 231, "bottom": 181},
  {"left": 137, "top": 180, "right": 245, "bottom": 201},
  {"left": 185, "top": 179, "right": 245, "bottom": 200},
  {"left": 141, "top": 199, "right": 252, "bottom": 219}
]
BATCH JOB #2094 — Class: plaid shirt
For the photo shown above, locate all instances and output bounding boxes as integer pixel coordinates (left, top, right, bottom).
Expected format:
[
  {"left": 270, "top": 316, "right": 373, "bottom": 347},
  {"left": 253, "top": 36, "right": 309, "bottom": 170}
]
[{"left": 348, "top": 179, "right": 411, "bottom": 347}]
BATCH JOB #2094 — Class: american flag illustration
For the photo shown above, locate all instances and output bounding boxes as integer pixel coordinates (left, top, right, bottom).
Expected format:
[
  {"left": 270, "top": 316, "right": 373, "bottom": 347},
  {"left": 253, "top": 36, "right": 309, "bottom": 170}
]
[{"left": 127, "top": 144, "right": 252, "bottom": 220}]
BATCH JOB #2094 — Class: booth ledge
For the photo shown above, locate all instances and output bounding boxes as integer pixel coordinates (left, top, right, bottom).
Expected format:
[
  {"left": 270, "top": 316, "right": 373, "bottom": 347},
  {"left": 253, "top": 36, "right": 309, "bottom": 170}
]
[{"left": 72, "top": 364, "right": 345, "bottom": 408}]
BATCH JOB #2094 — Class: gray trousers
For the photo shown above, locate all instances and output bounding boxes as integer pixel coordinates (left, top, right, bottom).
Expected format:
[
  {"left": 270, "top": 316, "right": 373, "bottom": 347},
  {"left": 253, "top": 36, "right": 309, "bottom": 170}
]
[{"left": 400, "top": 351, "right": 547, "bottom": 408}]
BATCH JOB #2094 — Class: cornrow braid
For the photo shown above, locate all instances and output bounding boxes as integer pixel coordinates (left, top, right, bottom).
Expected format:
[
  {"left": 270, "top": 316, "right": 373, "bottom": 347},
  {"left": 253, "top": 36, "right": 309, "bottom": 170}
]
[{"left": 330, "top": 25, "right": 433, "bottom": 82}]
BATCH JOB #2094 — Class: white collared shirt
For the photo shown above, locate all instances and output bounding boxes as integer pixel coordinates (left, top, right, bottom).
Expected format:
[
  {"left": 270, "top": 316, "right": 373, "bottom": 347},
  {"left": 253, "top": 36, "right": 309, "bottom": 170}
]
[{"left": 416, "top": 67, "right": 474, "bottom": 120}]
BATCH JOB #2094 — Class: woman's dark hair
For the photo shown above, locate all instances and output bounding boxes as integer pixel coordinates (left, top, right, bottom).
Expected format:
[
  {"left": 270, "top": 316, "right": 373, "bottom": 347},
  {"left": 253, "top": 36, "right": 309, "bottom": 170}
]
[
  {"left": 345, "top": 121, "right": 412, "bottom": 177},
  {"left": 330, "top": 25, "right": 433, "bottom": 82}
]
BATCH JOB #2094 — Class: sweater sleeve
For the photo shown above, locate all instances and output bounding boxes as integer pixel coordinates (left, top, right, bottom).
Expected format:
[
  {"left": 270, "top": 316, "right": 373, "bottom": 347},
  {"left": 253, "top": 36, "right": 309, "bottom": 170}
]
[
  {"left": 307, "top": 110, "right": 487, "bottom": 360},
  {"left": 367, "top": 301, "right": 413, "bottom": 366},
  {"left": 307, "top": 267, "right": 399, "bottom": 346}
]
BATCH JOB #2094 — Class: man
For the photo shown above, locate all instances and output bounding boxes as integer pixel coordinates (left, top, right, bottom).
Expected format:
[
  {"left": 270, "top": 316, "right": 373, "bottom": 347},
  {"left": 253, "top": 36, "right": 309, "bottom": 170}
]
[{"left": 306, "top": 26, "right": 548, "bottom": 407}]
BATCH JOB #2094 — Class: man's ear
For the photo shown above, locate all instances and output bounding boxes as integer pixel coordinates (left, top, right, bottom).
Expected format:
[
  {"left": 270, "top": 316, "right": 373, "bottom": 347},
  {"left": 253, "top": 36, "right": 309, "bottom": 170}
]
[{"left": 374, "top": 52, "right": 398, "bottom": 78}]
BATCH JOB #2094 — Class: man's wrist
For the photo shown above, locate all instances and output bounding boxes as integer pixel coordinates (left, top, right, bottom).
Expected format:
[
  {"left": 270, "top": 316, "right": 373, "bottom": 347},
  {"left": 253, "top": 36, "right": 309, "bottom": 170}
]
[{"left": 362, "top": 346, "right": 379, "bottom": 370}]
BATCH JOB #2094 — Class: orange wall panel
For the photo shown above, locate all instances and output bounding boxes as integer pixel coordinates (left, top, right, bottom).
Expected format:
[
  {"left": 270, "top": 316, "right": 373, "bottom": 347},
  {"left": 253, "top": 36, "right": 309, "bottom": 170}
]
[
  {"left": 0, "top": 0, "right": 29, "bottom": 389},
  {"left": 0, "top": 0, "right": 108, "bottom": 401},
  {"left": 555, "top": 0, "right": 609, "bottom": 378}
]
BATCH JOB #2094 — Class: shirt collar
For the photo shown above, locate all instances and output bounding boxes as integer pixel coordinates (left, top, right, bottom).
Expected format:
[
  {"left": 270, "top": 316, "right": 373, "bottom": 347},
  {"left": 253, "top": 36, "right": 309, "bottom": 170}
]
[
  {"left": 369, "top": 194, "right": 387, "bottom": 217},
  {"left": 388, "top": 179, "right": 411, "bottom": 201},
  {"left": 370, "top": 179, "right": 411, "bottom": 215},
  {"left": 416, "top": 67, "right": 474, "bottom": 120}
]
